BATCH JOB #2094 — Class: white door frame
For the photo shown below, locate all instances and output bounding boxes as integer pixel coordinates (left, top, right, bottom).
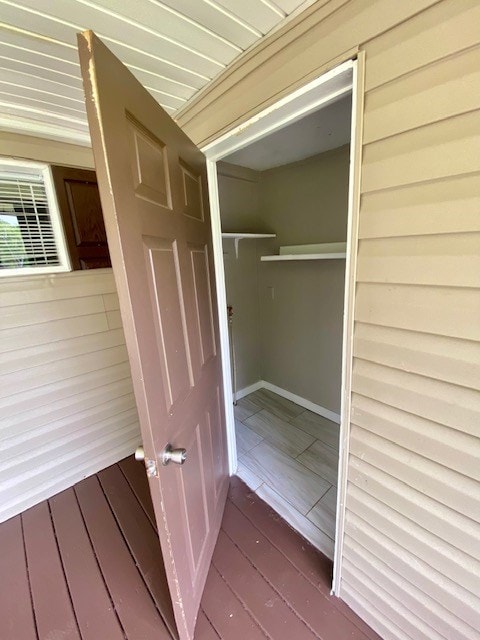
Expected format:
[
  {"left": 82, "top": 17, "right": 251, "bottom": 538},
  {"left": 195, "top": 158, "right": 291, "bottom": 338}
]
[{"left": 201, "top": 53, "right": 364, "bottom": 595}]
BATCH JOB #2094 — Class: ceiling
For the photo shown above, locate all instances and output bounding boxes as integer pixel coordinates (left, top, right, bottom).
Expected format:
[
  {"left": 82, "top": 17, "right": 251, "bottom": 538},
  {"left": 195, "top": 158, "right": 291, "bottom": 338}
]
[
  {"left": 224, "top": 93, "right": 352, "bottom": 171},
  {"left": 0, "top": 0, "right": 314, "bottom": 146}
]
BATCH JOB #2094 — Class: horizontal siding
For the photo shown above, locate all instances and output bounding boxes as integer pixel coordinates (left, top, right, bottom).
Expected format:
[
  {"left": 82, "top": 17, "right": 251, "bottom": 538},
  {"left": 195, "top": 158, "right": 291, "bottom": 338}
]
[
  {"left": 361, "top": 110, "right": 480, "bottom": 193},
  {"left": 363, "top": 0, "right": 480, "bottom": 91},
  {"left": 170, "top": 0, "right": 480, "bottom": 637},
  {"left": 358, "top": 172, "right": 480, "bottom": 239},
  {"left": 352, "top": 358, "right": 479, "bottom": 437},
  {"left": 351, "top": 394, "right": 480, "bottom": 482},
  {"left": 353, "top": 323, "right": 480, "bottom": 390},
  {"left": 341, "top": 1, "right": 480, "bottom": 638},
  {"left": 356, "top": 233, "right": 480, "bottom": 288},
  {"left": 0, "top": 269, "right": 140, "bottom": 523},
  {"left": 355, "top": 283, "right": 480, "bottom": 342},
  {"left": 343, "top": 539, "right": 478, "bottom": 640},
  {"left": 348, "top": 454, "right": 479, "bottom": 562},
  {"left": 363, "top": 45, "right": 480, "bottom": 144}
]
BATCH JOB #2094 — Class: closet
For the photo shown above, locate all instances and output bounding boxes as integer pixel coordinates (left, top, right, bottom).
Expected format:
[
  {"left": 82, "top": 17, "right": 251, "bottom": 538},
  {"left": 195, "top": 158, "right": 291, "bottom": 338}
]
[{"left": 216, "top": 92, "right": 353, "bottom": 558}]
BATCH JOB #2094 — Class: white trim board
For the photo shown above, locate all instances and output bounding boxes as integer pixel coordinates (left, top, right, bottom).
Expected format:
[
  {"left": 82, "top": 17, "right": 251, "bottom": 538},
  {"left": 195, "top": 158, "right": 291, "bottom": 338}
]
[
  {"left": 235, "top": 380, "right": 341, "bottom": 424},
  {"left": 202, "top": 55, "right": 360, "bottom": 598},
  {"left": 202, "top": 60, "right": 353, "bottom": 162},
  {"left": 235, "top": 380, "right": 264, "bottom": 401}
]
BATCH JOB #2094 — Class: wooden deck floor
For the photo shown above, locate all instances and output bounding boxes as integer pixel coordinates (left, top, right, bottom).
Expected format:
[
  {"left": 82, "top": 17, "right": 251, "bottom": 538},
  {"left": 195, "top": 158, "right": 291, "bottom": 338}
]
[{"left": 0, "top": 456, "right": 381, "bottom": 640}]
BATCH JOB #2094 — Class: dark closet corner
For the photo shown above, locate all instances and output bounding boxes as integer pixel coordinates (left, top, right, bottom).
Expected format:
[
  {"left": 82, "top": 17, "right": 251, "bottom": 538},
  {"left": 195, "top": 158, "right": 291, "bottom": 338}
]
[{"left": 51, "top": 165, "right": 111, "bottom": 270}]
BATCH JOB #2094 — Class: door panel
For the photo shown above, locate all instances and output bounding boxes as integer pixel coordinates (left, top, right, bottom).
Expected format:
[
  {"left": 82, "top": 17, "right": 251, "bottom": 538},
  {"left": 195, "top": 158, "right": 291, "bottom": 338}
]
[
  {"left": 78, "top": 31, "right": 229, "bottom": 640},
  {"left": 51, "top": 165, "right": 111, "bottom": 270},
  {"left": 190, "top": 245, "right": 216, "bottom": 366},
  {"left": 128, "top": 119, "right": 173, "bottom": 208},
  {"left": 145, "top": 237, "right": 193, "bottom": 409}
]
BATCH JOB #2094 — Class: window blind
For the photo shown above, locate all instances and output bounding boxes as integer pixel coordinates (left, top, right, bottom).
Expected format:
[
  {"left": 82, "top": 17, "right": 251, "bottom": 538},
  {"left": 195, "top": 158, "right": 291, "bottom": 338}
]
[{"left": 0, "top": 172, "right": 60, "bottom": 270}]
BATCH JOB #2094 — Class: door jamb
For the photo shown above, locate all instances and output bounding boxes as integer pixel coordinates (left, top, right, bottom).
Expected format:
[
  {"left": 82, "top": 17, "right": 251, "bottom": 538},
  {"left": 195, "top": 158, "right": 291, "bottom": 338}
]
[{"left": 201, "top": 54, "right": 364, "bottom": 595}]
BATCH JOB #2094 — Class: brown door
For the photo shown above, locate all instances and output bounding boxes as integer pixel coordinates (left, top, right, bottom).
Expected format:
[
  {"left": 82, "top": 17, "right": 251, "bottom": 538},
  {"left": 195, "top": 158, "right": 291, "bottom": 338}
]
[
  {"left": 78, "top": 31, "right": 229, "bottom": 640},
  {"left": 51, "top": 165, "right": 111, "bottom": 270}
]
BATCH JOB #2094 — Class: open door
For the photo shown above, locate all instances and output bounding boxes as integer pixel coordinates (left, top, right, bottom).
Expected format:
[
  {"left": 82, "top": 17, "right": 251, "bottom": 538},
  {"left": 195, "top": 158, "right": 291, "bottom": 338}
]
[{"left": 78, "top": 31, "right": 229, "bottom": 639}]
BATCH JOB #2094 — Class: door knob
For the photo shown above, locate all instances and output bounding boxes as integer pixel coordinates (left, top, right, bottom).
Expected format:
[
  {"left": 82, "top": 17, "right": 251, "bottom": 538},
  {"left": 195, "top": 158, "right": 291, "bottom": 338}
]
[
  {"left": 161, "top": 443, "right": 187, "bottom": 466},
  {"left": 135, "top": 446, "right": 145, "bottom": 462}
]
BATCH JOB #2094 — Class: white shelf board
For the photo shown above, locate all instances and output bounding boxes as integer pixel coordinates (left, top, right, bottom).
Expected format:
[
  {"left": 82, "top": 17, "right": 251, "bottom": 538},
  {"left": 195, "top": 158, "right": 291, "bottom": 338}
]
[
  {"left": 222, "top": 233, "right": 276, "bottom": 257},
  {"left": 221, "top": 233, "right": 276, "bottom": 239},
  {"left": 261, "top": 241, "right": 346, "bottom": 262},
  {"left": 261, "top": 252, "right": 346, "bottom": 261}
]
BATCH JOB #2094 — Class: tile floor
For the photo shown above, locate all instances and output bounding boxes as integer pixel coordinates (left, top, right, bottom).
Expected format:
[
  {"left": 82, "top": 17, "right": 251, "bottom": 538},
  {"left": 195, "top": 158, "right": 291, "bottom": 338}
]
[{"left": 235, "top": 387, "right": 339, "bottom": 559}]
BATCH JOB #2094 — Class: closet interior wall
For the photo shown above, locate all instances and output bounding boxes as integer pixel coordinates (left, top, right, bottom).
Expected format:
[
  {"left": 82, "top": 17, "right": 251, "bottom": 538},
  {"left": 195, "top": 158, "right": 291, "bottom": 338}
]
[{"left": 218, "top": 144, "right": 350, "bottom": 416}]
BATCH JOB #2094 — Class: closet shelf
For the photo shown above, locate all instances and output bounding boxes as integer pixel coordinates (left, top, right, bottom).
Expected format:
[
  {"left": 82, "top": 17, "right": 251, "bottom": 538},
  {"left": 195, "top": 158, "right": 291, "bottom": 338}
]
[
  {"left": 222, "top": 232, "right": 276, "bottom": 258},
  {"left": 260, "top": 242, "right": 346, "bottom": 262}
]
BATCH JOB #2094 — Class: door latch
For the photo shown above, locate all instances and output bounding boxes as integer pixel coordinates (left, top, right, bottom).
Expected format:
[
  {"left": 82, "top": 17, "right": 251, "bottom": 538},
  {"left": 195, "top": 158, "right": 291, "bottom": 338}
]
[{"left": 134, "top": 445, "right": 159, "bottom": 478}]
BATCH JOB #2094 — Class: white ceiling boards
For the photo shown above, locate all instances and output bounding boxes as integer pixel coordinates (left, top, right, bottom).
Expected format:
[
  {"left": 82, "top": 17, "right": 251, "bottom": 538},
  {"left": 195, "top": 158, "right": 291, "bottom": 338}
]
[{"left": 0, "top": 0, "right": 314, "bottom": 144}]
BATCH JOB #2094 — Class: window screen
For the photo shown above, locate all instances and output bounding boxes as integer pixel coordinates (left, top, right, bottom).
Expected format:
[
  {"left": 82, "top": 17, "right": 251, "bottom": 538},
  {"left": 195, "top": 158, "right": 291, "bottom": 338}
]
[{"left": 0, "top": 161, "right": 69, "bottom": 275}]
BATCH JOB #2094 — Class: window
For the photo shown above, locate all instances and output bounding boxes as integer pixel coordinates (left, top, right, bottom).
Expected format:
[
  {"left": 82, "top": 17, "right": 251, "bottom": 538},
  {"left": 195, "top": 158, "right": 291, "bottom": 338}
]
[{"left": 0, "top": 159, "right": 70, "bottom": 276}]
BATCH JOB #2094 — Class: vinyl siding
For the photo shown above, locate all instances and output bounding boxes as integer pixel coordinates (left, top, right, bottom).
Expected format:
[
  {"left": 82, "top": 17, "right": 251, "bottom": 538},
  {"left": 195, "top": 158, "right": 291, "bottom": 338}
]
[
  {"left": 0, "top": 269, "right": 140, "bottom": 523},
  {"left": 177, "top": 1, "right": 480, "bottom": 638},
  {"left": 346, "top": 2, "right": 480, "bottom": 637}
]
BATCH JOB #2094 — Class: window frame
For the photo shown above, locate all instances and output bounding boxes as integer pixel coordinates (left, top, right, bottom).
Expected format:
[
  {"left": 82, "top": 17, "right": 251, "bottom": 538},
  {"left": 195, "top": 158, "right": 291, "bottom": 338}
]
[{"left": 0, "top": 158, "right": 71, "bottom": 277}]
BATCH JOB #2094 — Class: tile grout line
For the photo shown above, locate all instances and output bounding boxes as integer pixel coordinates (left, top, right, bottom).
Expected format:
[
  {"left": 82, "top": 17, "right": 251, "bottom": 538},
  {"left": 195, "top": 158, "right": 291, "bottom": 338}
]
[
  {"left": 239, "top": 427, "right": 335, "bottom": 509},
  {"left": 260, "top": 478, "right": 335, "bottom": 543},
  {"left": 237, "top": 460, "right": 335, "bottom": 553},
  {"left": 236, "top": 390, "right": 339, "bottom": 555}
]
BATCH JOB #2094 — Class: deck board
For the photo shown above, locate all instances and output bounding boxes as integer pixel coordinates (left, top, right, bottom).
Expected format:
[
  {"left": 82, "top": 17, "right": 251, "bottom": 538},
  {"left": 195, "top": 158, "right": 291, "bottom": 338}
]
[
  {"left": 0, "top": 515, "right": 37, "bottom": 640},
  {"left": 212, "top": 529, "right": 318, "bottom": 639},
  {"left": 194, "top": 610, "right": 220, "bottom": 640},
  {"left": 98, "top": 463, "right": 177, "bottom": 637},
  {"left": 49, "top": 488, "right": 126, "bottom": 640},
  {"left": 75, "top": 475, "right": 169, "bottom": 640},
  {"left": 0, "top": 456, "right": 381, "bottom": 640},
  {"left": 222, "top": 500, "right": 371, "bottom": 640},
  {"left": 118, "top": 455, "right": 157, "bottom": 528},
  {"left": 201, "top": 564, "right": 266, "bottom": 640},
  {"left": 22, "top": 501, "right": 81, "bottom": 640},
  {"left": 228, "top": 475, "right": 333, "bottom": 591}
]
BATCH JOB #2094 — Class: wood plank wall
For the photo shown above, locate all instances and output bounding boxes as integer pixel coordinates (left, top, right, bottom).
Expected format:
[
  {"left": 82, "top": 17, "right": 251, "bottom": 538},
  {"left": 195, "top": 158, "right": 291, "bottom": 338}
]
[
  {"left": 177, "top": 1, "right": 480, "bottom": 638},
  {"left": 0, "top": 269, "right": 140, "bottom": 523}
]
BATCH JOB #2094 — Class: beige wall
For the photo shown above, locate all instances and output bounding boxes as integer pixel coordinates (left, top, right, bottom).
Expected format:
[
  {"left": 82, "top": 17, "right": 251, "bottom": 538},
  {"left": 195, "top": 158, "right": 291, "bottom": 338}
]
[
  {"left": 179, "top": 2, "right": 480, "bottom": 638},
  {"left": 0, "top": 131, "right": 94, "bottom": 168},
  {"left": 218, "top": 147, "right": 349, "bottom": 413},
  {"left": 258, "top": 146, "right": 349, "bottom": 413},
  {"left": 0, "top": 134, "right": 139, "bottom": 523},
  {"left": 218, "top": 163, "right": 263, "bottom": 392}
]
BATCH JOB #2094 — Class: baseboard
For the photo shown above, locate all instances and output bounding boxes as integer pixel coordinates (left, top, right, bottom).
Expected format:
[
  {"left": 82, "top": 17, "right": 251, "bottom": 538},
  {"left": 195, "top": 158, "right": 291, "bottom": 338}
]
[
  {"left": 236, "top": 379, "right": 341, "bottom": 424},
  {"left": 262, "top": 381, "right": 341, "bottom": 424},
  {"left": 235, "top": 380, "right": 264, "bottom": 401}
]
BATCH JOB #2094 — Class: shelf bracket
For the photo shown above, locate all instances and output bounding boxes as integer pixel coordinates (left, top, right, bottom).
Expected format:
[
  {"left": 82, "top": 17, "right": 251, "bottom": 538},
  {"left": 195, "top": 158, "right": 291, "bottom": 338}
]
[{"left": 234, "top": 237, "right": 241, "bottom": 259}]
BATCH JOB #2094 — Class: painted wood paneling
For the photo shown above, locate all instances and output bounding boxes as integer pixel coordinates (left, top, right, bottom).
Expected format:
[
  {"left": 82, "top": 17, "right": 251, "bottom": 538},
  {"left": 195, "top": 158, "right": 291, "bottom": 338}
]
[{"left": 0, "top": 269, "right": 140, "bottom": 523}]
